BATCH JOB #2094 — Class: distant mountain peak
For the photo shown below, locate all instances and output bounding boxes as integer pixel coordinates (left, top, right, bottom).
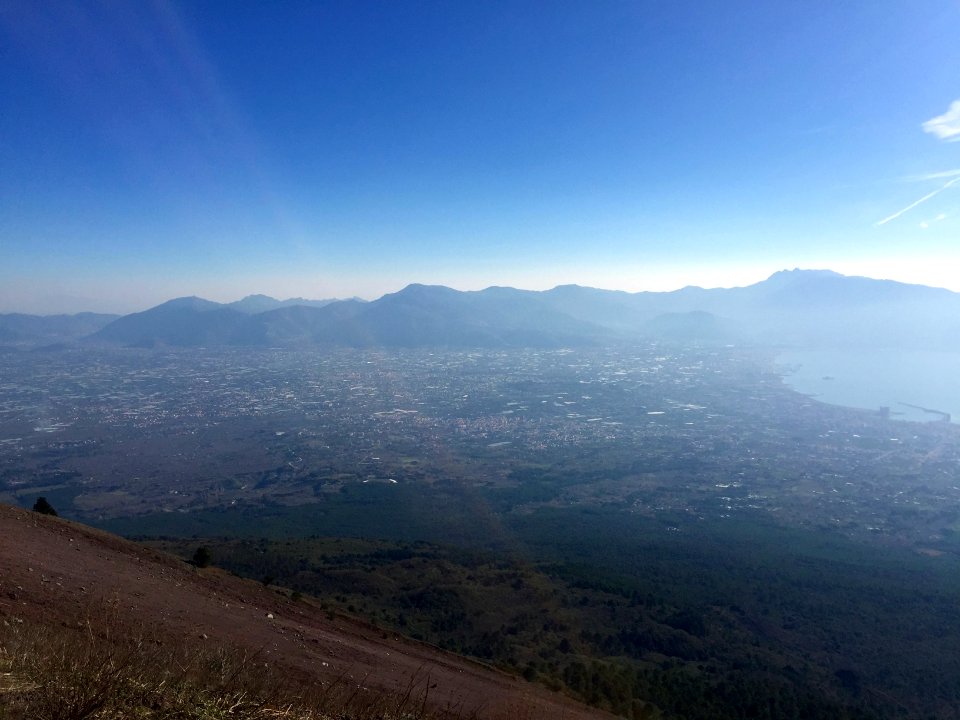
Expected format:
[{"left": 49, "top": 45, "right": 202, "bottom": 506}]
[
  {"left": 157, "top": 296, "right": 223, "bottom": 311},
  {"left": 398, "top": 283, "right": 454, "bottom": 292},
  {"left": 387, "top": 284, "right": 460, "bottom": 300},
  {"left": 766, "top": 268, "right": 843, "bottom": 282}
]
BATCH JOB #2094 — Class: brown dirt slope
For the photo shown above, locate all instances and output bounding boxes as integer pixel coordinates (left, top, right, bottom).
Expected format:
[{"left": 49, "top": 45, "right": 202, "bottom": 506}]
[{"left": 0, "top": 504, "right": 610, "bottom": 719}]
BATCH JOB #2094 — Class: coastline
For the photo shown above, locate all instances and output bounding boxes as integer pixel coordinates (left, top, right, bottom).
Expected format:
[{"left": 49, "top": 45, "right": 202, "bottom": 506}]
[{"left": 775, "top": 348, "right": 960, "bottom": 425}]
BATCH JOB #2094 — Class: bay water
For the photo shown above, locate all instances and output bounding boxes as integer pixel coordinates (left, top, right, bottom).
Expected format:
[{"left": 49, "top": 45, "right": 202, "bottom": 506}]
[{"left": 777, "top": 349, "right": 960, "bottom": 424}]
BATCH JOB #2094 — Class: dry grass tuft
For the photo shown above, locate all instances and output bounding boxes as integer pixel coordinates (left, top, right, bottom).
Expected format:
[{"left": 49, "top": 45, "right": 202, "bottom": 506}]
[{"left": 0, "top": 615, "right": 480, "bottom": 720}]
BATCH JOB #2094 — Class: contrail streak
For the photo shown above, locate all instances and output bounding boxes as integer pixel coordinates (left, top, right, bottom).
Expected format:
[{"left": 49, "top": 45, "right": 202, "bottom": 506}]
[{"left": 875, "top": 176, "right": 960, "bottom": 226}]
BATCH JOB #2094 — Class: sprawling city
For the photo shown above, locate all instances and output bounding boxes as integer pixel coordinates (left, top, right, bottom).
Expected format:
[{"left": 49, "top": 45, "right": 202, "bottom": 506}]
[{"left": 3, "top": 346, "right": 958, "bottom": 548}]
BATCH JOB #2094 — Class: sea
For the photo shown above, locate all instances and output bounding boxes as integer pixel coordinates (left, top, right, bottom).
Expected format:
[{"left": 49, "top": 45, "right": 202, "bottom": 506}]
[{"left": 777, "top": 349, "right": 960, "bottom": 424}]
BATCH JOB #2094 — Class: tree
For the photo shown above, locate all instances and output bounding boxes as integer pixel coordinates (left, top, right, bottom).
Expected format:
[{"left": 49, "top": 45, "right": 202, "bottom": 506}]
[
  {"left": 33, "top": 497, "right": 57, "bottom": 516},
  {"left": 192, "top": 546, "right": 212, "bottom": 568}
]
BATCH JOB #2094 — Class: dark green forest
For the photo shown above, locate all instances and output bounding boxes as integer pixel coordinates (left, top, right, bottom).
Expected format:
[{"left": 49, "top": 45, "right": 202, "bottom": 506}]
[{"left": 134, "top": 492, "right": 960, "bottom": 720}]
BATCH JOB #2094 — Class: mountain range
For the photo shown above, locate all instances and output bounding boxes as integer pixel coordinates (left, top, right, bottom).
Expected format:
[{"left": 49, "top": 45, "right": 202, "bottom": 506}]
[{"left": 2, "top": 270, "right": 959, "bottom": 350}]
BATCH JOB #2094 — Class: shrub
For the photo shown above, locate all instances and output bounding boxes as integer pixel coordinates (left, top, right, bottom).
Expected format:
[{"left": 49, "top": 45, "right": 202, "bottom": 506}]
[
  {"left": 192, "top": 546, "right": 212, "bottom": 568},
  {"left": 32, "top": 497, "right": 57, "bottom": 516}
]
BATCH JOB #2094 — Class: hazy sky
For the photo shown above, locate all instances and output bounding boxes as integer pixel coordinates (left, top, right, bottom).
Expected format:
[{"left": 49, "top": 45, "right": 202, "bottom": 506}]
[{"left": 2, "top": 1, "right": 959, "bottom": 313}]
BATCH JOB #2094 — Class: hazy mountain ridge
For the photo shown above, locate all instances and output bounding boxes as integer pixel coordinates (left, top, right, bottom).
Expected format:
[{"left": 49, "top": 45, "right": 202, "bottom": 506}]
[
  {"left": 4, "top": 270, "right": 959, "bottom": 350},
  {"left": 227, "top": 294, "right": 353, "bottom": 314},
  {"left": 0, "top": 312, "right": 119, "bottom": 348}
]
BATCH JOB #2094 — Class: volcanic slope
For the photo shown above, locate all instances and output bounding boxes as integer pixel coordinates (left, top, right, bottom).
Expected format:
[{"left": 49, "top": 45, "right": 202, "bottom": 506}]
[{"left": 0, "top": 504, "right": 610, "bottom": 719}]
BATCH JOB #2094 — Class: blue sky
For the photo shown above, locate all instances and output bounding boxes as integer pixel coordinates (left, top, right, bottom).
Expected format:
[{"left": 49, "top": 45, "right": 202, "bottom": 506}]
[{"left": 2, "top": 1, "right": 959, "bottom": 313}]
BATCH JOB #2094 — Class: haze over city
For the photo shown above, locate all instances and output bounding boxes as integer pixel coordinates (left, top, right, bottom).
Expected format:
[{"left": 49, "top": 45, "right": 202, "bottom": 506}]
[{"left": 2, "top": 1, "right": 960, "bottom": 314}]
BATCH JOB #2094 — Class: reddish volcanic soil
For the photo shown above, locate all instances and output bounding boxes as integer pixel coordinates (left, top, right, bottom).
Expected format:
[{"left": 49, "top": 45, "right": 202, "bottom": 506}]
[{"left": 0, "top": 504, "right": 610, "bottom": 719}]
